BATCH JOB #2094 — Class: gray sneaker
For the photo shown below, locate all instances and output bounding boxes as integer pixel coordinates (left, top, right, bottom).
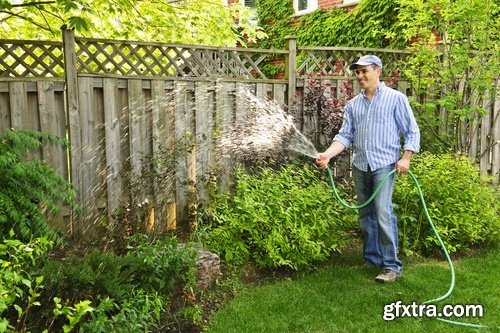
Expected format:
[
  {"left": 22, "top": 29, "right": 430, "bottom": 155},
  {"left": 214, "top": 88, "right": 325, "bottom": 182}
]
[{"left": 375, "top": 269, "right": 401, "bottom": 283}]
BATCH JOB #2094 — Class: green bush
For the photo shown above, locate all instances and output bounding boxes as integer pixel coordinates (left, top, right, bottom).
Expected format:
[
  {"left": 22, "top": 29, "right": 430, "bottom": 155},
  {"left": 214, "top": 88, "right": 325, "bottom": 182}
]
[
  {"left": 201, "top": 164, "right": 357, "bottom": 270},
  {"left": 394, "top": 152, "right": 499, "bottom": 255},
  {"left": 39, "top": 235, "right": 196, "bottom": 302},
  {"left": 0, "top": 129, "right": 77, "bottom": 242},
  {"left": 80, "top": 290, "right": 166, "bottom": 333},
  {"left": 33, "top": 235, "right": 197, "bottom": 331},
  {"left": 0, "top": 235, "right": 52, "bottom": 333}
]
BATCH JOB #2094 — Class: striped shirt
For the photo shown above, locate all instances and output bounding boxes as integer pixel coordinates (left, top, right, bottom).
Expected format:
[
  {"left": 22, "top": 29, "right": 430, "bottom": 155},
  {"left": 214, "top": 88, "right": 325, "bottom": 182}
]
[{"left": 333, "top": 82, "right": 420, "bottom": 172}]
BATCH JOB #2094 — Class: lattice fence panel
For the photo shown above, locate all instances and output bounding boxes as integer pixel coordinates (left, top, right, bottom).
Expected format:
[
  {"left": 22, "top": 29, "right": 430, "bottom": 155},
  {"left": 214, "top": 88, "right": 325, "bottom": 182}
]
[
  {"left": 296, "top": 47, "right": 412, "bottom": 78},
  {"left": 76, "top": 39, "right": 283, "bottom": 79},
  {"left": 0, "top": 40, "right": 64, "bottom": 77}
]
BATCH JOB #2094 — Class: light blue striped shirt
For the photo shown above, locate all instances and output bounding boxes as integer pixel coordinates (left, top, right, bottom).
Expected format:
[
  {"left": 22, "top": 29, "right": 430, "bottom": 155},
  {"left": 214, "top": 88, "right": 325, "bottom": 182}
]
[{"left": 333, "top": 82, "right": 420, "bottom": 172}]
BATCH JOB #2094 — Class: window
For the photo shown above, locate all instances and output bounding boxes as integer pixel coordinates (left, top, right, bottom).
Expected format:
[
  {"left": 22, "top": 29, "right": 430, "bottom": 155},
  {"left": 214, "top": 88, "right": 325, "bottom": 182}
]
[
  {"left": 298, "top": 0, "right": 308, "bottom": 11},
  {"left": 342, "top": 0, "right": 360, "bottom": 5},
  {"left": 239, "top": 0, "right": 258, "bottom": 24},
  {"left": 242, "top": 0, "right": 256, "bottom": 8},
  {"left": 293, "top": 0, "right": 318, "bottom": 15}
]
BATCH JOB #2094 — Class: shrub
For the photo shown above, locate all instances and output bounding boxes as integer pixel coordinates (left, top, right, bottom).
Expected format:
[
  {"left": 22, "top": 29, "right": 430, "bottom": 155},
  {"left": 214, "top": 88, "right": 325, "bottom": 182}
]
[
  {"left": 79, "top": 291, "right": 166, "bottom": 333},
  {"left": 39, "top": 235, "right": 197, "bottom": 301},
  {"left": 201, "top": 164, "right": 357, "bottom": 270},
  {"left": 0, "top": 129, "right": 77, "bottom": 242},
  {"left": 0, "top": 235, "right": 52, "bottom": 333},
  {"left": 394, "top": 152, "right": 499, "bottom": 255},
  {"left": 33, "top": 235, "right": 197, "bottom": 331}
]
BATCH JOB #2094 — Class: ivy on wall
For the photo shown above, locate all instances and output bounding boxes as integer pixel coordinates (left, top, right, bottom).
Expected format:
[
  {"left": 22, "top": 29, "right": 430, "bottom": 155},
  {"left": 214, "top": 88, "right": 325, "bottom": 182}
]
[
  {"left": 298, "top": 1, "right": 405, "bottom": 48},
  {"left": 254, "top": 0, "right": 406, "bottom": 49},
  {"left": 252, "top": 0, "right": 406, "bottom": 77},
  {"left": 254, "top": 0, "right": 295, "bottom": 50}
]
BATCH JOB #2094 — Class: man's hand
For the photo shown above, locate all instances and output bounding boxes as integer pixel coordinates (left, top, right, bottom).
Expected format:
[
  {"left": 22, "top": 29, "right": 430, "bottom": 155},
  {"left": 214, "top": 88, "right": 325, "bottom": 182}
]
[
  {"left": 395, "top": 150, "right": 414, "bottom": 174},
  {"left": 316, "top": 153, "right": 331, "bottom": 169},
  {"left": 316, "top": 141, "right": 346, "bottom": 169}
]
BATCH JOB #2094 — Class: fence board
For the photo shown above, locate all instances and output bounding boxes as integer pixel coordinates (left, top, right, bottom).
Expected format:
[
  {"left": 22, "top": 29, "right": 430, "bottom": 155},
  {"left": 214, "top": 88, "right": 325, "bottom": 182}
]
[
  {"left": 165, "top": 83, "right": 177, "bottom": 230},
  {"left": 174, "top": 82, "right": 190, "bottom": 226},
  {"left": 235, "top": 83, "right": 248, "bottom": 123},
  {"left": 37, "top": 81, "right": 68, "bottom": 232},
  {"left": 492, "top": 95, "right": 500, "bottom": 182},
  {"left": 186, "top": 87, "right": 197, "bottom": 230},
  {"left": 91, "top": 81, "right": 107, "bottom": 223},
  {"left": 215, "top": 81, "right": 231, "bottom": 192},
  {"left": 150, "top": 79, "right": 167, "bottom": 231},
  {"left": 103, "top": 78, "right": 123, "bottom": 220},
  {"left": 9, "top": 82, "right": 27, "bottom": 129},
  {"left": 38, "top": 81, "right": 65, "bottom": 171},
  {"left": 256, "top": 83, "right": 267, "bottom": 99},
  {"left": 128, "top": 79, "right": 152, "bottom": 230},
  {"left": 77, "top": 77, "right": 102, "bottom": 235},
  {"left": 0, "top": 90, "right": 10, "bottom": 134},
  {"left": 195, "top": 81, "right": 214, "bottom": 204},
  {"left": 273, "top": 83, "right": 286, "bottom": 108},
  {"left": 480, "top": 96, "right": 491, "bottom": 172}
]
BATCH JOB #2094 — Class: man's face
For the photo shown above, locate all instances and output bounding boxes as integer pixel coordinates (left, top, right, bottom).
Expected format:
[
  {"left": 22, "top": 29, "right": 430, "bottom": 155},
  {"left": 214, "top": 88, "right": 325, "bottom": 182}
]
[{"left": 355, "top": 65, "right": 381, "bottom": 90}]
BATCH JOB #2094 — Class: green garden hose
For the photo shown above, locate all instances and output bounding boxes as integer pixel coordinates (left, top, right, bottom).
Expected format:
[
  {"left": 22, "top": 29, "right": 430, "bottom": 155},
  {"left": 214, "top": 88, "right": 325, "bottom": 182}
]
[{"left": 325, "top": 166, "right": 490, "bottom": 329}]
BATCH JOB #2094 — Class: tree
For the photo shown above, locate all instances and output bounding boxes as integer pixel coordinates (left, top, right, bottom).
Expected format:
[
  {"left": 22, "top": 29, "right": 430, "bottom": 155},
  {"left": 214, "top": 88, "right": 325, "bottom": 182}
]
[
  {"left": 0, "top": 0, "right": 266, "bottom": 46},
  {"left": 396, "top": 0, "right": 499, "bottom": 153}
]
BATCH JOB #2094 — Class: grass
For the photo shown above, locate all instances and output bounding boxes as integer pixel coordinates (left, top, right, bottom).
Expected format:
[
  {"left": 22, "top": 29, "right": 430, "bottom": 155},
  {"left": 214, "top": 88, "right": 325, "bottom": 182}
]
[{"left": 204, "top": 244, "right": 499, "bottom": 333}]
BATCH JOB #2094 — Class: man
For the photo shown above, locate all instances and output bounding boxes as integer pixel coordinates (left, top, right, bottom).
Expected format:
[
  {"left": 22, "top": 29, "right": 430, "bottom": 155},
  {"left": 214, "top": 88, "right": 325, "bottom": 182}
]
[{"left": 316, "top": 55, "right": 420, "bottom": 283}]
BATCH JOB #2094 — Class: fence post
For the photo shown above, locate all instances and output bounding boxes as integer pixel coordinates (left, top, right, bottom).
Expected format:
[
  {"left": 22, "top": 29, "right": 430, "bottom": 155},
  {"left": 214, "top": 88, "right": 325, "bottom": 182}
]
[
  {"left": 285, "top": 35, "right": 297, "bottom": 110},
  {"left": 62, "top": 26, "right": 81, "bottom": 239}
]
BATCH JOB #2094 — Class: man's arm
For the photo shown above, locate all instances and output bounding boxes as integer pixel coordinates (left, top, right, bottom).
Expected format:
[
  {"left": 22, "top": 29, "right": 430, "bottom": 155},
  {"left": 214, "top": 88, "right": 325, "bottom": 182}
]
[{"left": 395, "top": 95, "right": 420, "bottom": 154}]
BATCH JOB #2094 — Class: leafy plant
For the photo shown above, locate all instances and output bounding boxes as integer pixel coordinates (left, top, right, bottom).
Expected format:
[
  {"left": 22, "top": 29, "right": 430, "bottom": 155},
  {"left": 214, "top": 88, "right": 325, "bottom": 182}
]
[
  {"left": 0, "top": 128, "right": 77, "bottom": 243},
  {"left": 48, "top": 298, "right": 94, "bottom": 333},
  {"left": 201, "top": 164, "right": 357, "bottom": 270},
  {"left": 80, "top": 291, "right": 166, "bottom": 333},
  {"left": 31, "top": 234, "right": 197, "bottom": 331},
  {"left": 39, "top": 249, "right": 135, "bottom": 302},
  {"left": 39, "top": 235, "right": 196, "bottom": 301},
  {"left": 124, "top": 234, "right": 198, "bottom": 295},
  {"left": 0, "top": 234, "right": 52, "bottom": 333},
  {"left": 394, "top": 152, "right": 500, "bottom": 255}
]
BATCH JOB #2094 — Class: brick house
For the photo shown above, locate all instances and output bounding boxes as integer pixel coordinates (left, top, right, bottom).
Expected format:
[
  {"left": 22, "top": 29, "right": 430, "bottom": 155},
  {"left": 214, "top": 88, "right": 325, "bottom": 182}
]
[
  {"left": 224, "top": 0, "right": 360, "bottom": 16},
  {"left": 222, "top": 0, "right": 363, "bottom": 79}
]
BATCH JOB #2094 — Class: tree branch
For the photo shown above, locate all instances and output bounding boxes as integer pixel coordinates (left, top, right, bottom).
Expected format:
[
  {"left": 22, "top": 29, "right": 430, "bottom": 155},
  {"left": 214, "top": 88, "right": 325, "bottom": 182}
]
[
  {"left": 0, "top": 11, "right": 52, "bottom": 32},
  {"left": 10, "top": 1, "right": 56, "bottom": 8}
]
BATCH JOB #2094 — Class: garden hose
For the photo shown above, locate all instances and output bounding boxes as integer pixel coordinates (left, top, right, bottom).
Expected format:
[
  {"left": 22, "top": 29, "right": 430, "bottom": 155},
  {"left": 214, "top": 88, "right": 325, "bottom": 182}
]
[{"left": 325, "top": 166, "right": 490, "bottom": 329}]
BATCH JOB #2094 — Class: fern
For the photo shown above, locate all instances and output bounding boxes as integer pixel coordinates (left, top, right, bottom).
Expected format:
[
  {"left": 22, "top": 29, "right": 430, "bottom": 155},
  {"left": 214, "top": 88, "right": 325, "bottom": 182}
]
[{"left": 0, "top": 128, "right": 77, "bottom": 242}]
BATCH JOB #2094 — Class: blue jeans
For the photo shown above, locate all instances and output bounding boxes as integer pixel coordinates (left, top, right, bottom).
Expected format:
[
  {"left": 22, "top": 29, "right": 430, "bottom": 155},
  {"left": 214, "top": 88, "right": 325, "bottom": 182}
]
[{"left": 352, "top": 164, "right": 402, "bottom": 273}]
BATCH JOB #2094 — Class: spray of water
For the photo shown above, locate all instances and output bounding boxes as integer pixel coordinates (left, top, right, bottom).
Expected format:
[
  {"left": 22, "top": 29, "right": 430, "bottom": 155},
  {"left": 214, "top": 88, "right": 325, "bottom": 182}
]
[{"left": 220, "top": 90, "right": 318, "bottom": 161}]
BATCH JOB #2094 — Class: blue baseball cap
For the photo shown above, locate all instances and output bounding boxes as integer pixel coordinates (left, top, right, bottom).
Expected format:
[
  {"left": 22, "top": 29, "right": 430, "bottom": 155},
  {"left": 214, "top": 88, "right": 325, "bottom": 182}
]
[{"left": 349, "top": 55, "right": 383, "bottom": 70}]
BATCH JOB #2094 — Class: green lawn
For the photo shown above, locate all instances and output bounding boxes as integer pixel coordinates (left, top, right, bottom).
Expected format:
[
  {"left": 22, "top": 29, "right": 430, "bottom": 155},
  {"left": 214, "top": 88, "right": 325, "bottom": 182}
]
[{"left": 205, "top": 247, "right": 499, "bottom": 333}]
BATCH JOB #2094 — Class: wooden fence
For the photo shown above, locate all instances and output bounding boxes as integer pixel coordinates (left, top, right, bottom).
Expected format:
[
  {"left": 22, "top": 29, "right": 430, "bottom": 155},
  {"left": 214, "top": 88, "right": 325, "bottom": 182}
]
[{"left": 0, "top": 30, "right": 498, "bottom": 239}]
